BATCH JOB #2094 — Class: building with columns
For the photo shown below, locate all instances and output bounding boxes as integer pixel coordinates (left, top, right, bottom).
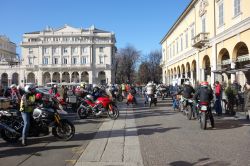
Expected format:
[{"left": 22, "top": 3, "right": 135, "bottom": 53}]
[
  {"left": 160, "top": 0, "right": 250, "bottom": 87},
  {"left": 0, "top": 35, "right": 20, "bottom": 88},
  {"left": 20, "top": 25, "right": 116, "bottom": 86}
]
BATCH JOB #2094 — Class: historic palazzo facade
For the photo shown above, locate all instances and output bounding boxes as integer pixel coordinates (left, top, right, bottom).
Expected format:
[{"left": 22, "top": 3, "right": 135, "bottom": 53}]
[
  {"left": 161, "top": 0, "right": 250, "bottom": 88},
  {"left": 0, "top": 35, "right": 19, "bottom": 87},
  {"left": 20, "top": 25, "right": 116, "bottom": 86}
]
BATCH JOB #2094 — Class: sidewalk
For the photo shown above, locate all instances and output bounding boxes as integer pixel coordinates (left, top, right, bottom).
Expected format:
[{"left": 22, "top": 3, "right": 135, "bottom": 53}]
[{"left": 74, "top": 107, "right": 144, "bottom": 166}]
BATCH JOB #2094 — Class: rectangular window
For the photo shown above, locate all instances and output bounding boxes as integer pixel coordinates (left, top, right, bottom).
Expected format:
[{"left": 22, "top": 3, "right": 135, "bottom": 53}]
[
  {"left": 202, "top": 17, "right": 206, "bottom": 32},
  {"left": 82, "top": 47, "right": 87, "bottom": 53},
  {"left": 63, "top": 58, "right": 67, "bottom": 64},
  {"left": 54, "top": 58, "right": 58, "bottom": 64},
  {"left": 176, "top": 40, "right": 179, "bottom": 54},
  {"left": 28, "top": 57, "right": 33, "bottom": 64},
  {"left": 72, "top": 47, "right": 78, "bottom": 54},
  {"left": 63, "top": 48, "right": 68, "bottom": 54},
  {"left": 99, "top": 47, "right": 104, "bottom": 52},
  {"left": 185, "top": 32, "right": 188, "bottom": 48},
  {"left": 180, "top": 37, "right": 183, "bottom": 51},
  {"left": 72, "top": 57, "right": 77, "bottom": 64},
  {"left": 29, "top": 48, "right": 33, "bottom": 54},
  {"left": 219, "top": 3, "right": 224, "bottom": 26},
  {"left": 234, "top": 0, "right": 241, "bottom": 16},
  {"left": 173, "top": 43, "right": 175, "bottom": 57},
  {"left": 81, "top": 56, "right": 87, "bottom": 64},
  {"left": 43, "top": 57, "right": 48, "bottom": 65},
  {"left": 44, "top": 47, "right": 48, "bottom": 54},
  {"left": 99, "top": 56, "right": 104, "bottom": 64}
]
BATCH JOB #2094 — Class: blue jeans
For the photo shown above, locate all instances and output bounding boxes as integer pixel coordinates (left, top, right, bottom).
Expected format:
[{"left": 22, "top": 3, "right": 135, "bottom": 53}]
[
  {"left": 215, "top": 95, "right": 222, "bottom": 115},
  {"left": 21, "top": 112, "right": 31, "bottom": 140},
  {"left": 173, "top": 97, "right": 179, "bottom": 109}
]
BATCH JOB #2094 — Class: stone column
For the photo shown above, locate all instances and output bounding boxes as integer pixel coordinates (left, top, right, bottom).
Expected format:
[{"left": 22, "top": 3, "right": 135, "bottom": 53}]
[
  {"left": 50, "top": 72, "right": 53, "bottom": 83},
  {"left": 191, "top": 70, "right": 194, "bottom": 85},
  {"left": 196, "top": 51, "right": 200, "bottom": 82},
  {"left": 201, "top": 68, "right": 205, "bottom": 82},
  {"left": 69, "top": 72, "right": 72, "bottom": 83},
  {"left": 37, "top": 70, "right": 43, "bottom": 86},
  {"left": 59, "top": 72, "right": 62, "bottom": 83},
  {"left": 88, "top": 71, "right": 93, "bottom": 84},
  {"left": 211, "top": 43, "right": 217, "bottom": 85},
  {"left": 231, "top": 62, "right": 236, "bottom": 83},
  {"left": 78, "top": 71, "right": 82, "bottom": 83}
]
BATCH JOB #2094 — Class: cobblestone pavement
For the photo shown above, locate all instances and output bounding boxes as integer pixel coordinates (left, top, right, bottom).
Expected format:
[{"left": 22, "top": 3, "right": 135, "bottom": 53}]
[{"left": 134, "top": 97, "right": 250, "bottom": 166}]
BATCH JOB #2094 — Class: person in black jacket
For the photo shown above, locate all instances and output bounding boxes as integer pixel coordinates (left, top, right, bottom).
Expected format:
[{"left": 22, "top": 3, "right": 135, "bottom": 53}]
[
  {"left": 180, "top": 81, "right": 195, "bottom": 99},
  {"left": 193, "top": 81, "right": 214, "bottom": 127}
]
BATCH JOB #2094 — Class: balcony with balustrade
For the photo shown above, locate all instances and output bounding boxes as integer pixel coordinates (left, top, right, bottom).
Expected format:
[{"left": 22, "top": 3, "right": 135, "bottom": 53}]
[{"left": 192, "top": 32, "right": 209, "bottom": 49}]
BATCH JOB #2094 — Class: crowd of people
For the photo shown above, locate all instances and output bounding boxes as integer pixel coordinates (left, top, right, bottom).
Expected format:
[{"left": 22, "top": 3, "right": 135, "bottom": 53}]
[{"left": 1, "top": 79, "right": 250, "bottom": 145}]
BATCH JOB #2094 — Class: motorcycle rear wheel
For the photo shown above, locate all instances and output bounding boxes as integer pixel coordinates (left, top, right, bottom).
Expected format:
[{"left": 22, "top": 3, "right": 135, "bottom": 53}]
[
  {"left": 186, "top": 105, "right": 192, "bottom": 120},
  {"left": 52, "top": 119, "right": 75, "bottom": 141},
  {"left": 200, "top": 112, "right": 207, "bottom": 130},
  {"left": 107, "top": 104, "right": 119, "bottom": 120},
  {"left": 0, "top": 129, "right": 21, "bottom": 143}
]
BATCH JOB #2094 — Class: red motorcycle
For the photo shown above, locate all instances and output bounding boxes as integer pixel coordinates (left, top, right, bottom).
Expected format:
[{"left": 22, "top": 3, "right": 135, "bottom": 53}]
[{"left": 77, "top": 94, "right": 119, "bottom": 120}]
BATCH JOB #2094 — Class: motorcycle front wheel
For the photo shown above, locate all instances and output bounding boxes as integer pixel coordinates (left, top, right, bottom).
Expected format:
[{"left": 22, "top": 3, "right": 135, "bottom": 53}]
[
  {"left": 77, "top": 106, "right": 89, "bottom": 119},
  {"left": 107, "top": 104, "right": 119, "bottom": 120},
  {"left": 52, "top": 119, "right": 75, "bottom": 141},
  {"left": 117, "top": 95, "right": 123, "bottom": 102},
  {"left": 0, "top": 129, "right": 21, "bottom": 143}
]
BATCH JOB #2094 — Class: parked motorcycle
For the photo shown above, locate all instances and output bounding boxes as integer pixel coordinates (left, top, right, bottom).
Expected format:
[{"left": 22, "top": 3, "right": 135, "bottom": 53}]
[
  {"left": 198, "top": 101, "right": 214, "bottom": 130},
  {"left": 0, "top": 96, "right": 75, "bottom": 143},
  {"left": 77, "top": 94, "right": 119, "bottom": 120}
]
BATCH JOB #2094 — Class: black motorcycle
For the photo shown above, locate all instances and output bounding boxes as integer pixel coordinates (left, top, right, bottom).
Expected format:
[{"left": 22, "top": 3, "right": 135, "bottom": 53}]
[
  {"left": 198, "top": 101, "right": 214, "bottom": 130},
  {"left": 182, "top": 98, "right": 195, "bottom": 120},
  {"left": 145, "top": 93, "right": 157, "bottom": 107},
  {"left": 0, "top": 97, "right": 75, "bottom": 143}
]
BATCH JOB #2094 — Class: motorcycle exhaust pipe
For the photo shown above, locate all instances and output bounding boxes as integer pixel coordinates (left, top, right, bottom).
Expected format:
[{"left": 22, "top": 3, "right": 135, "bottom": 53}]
[{"left": 0, "top": 123, "right": 20, "bottom": 135}]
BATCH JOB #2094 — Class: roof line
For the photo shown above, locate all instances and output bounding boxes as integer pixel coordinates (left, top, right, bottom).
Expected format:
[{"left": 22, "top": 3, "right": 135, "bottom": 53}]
[{"left": 160, "top": 0, "right": 197, "bottom": 44}]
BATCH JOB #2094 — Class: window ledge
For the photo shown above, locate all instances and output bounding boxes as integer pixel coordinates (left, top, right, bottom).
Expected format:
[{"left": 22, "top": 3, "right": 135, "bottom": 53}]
[
  {"left": 217, "top": 23, "right": 225, "bottom": 29},
  {"left": 232, "top": 12, "right": 242, "bottom": 19}
]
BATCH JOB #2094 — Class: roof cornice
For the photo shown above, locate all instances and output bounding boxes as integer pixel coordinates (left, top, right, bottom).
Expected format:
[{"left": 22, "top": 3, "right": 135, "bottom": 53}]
[{"left": 160, "top": 0, "right": 197, "bottom": 44}]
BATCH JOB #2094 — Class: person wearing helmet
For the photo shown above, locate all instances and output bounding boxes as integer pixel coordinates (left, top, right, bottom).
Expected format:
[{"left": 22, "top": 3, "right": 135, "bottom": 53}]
[
  {"left": 19, "top": 84, "right": 37, "bottom": 146},
  {"left": 180, "top": 81, "right": 195, "bottom": 99},
  {"left": 92, "top": 84, "right": 104, "bottom": 100},
  {"left": 193, "top": 81, "right": 214, "bottom": 127},
  {"left": 10, "top": 84, "right": 21, "bottom": 109}
]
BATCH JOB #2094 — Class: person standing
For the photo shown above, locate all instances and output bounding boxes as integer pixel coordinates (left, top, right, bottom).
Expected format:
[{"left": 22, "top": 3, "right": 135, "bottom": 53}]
[
  {"left": 215, "top": 81, "right": 222, "bottom": 115},
  {"left": 19, "top": 85, "right": 37, "bottom": 146},
  {"left": 243, "top": 81, "right": 250, "bottom": 120}
]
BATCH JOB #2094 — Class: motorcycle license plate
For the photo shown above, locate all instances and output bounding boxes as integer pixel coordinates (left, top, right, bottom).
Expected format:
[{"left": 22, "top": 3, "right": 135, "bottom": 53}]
[{"left": 201, "top": 106, "right": 207, "bottom": 111}]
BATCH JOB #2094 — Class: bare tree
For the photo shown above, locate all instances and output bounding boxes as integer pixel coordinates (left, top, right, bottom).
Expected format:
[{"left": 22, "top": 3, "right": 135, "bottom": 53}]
[
  {"left": 137, "top": 61, "right": 151, "bottom": 84},
  {"left": 116, "top": 45, "right": 141, "bottom": 83},
  {"left": 148, "top": 50, "right": 162, "bottom": 83}
]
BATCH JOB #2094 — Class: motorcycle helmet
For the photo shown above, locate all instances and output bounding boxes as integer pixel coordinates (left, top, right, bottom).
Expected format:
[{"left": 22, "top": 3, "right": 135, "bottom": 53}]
[
  {"left": 184, "top": 81, "right": 191, "bottom": 86},
  {"left": 35, "top": 93, "right": 43, "bottom": 100},
  {"left": 200, "top": 81, "right": 209, "bottom": 87},
  {"left": 24, "top": 84, "right": 36, "bottom": 94}
]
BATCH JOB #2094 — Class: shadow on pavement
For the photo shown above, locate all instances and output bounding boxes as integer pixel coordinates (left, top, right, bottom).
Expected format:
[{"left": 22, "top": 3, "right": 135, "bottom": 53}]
[
  {"left": 211, "top": 118, "right": 250, "bottom": 130},
  {"left": 0, "top": 143, "right": 78, "bottom": 158},
  {"left": 169, "top": 158, "right": 230, "bottom": 166}
]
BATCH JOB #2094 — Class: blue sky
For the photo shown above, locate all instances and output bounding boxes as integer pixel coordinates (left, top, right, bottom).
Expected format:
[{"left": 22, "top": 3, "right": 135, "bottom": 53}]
[{"left": 0, "top": 0, "right": 191, "bottom": 57}]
